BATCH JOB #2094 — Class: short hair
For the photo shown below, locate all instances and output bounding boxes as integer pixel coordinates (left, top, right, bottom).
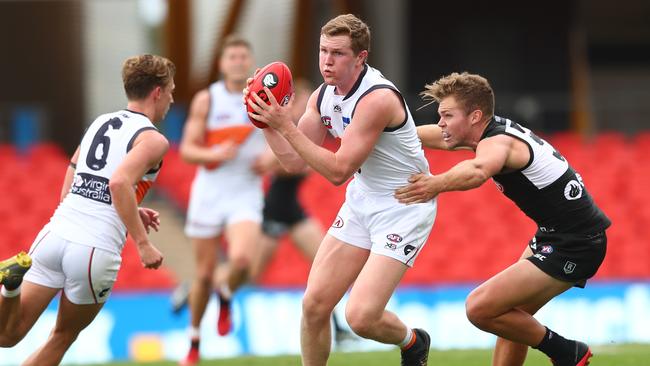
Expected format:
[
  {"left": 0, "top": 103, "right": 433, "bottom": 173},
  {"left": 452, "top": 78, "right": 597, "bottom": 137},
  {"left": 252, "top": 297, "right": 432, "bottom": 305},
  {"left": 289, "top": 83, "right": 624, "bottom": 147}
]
[
  {"left": 122, "top": 54, "right": 176, "bottom": 100},
  {"left": 321, "top": 14, "right": 371, "bottom": 55},
  {"left": 220, "top": 34, "right": 252, "bottom": 56},
  {"left": 421, "top": 72, "right": 495, "bottom": 119}
]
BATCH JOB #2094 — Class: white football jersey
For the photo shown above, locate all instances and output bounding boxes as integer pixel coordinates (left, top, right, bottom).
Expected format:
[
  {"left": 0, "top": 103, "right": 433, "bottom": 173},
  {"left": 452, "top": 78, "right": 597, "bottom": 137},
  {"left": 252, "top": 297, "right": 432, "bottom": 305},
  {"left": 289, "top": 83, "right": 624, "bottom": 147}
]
[
  {"left": 190, "top": 80, "right": 266, "bottom": 194},
  {"left": 317, "top": 64, "right": 430, "bottom": 193},
  {"left": 48, "top": 110, "right": 162, "bottom": 255}
]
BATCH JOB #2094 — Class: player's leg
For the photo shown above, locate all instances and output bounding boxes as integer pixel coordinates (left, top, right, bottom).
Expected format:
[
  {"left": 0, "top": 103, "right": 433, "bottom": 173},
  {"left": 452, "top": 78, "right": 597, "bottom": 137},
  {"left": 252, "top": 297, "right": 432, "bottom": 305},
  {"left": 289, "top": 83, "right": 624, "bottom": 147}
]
[
  {"left": 301, "top": 234, "right": 368, "bottom": 366},
  {"left": 21, "top": 292, "right": 103, "bottom": 366},
  {"left": 248, "top": 232, "right": 279, "bottom": 283},
  {"left": 344, "top": 253, "right": 408, "bottom": 343},
  {"left": 188, "top": 237, "right": 219, "bottom": 330},
  {"left": 492, "top": 246, "right": 543, "bottom": 366},
  {"left": 0, "top": 281, "right": 59, "bottom": 347},
  {"left": 289, "top": 218, "right": 323, "bottom": 261}
]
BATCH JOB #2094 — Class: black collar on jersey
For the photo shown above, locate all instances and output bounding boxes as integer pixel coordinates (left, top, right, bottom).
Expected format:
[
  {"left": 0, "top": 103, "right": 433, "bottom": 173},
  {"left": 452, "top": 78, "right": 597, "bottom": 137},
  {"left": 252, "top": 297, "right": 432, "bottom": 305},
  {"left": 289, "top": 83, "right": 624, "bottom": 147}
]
[
  {"left": 479, "top": 116, "right": 498, "bottom": 140},
  {"left": 343, "top": 63, "right": 368, "bottom": 101},
  {"left": 124, "top": 109, "right": 148, "bottom": 118}
]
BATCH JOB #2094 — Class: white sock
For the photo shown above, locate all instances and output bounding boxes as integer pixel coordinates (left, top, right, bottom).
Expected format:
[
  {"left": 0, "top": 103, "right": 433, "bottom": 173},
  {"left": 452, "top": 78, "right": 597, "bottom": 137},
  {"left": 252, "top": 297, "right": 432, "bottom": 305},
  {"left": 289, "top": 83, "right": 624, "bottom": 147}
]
[
  {"left": 1, "top": 285, "right": 21, "bottom": 298},
  {"left": 189, "top": 326, "right": 200, "bottom": 340},
  {"left": 398, "top": 327, "right": 414, "bottom": 349}
]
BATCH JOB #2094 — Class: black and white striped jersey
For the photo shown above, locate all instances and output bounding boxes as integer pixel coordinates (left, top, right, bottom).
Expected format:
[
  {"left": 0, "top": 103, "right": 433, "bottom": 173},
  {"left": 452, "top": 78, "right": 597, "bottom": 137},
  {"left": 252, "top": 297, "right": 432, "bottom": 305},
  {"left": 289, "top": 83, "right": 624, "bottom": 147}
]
[{"left": 480, "top": 116, "right": 610, "bottom": 234}]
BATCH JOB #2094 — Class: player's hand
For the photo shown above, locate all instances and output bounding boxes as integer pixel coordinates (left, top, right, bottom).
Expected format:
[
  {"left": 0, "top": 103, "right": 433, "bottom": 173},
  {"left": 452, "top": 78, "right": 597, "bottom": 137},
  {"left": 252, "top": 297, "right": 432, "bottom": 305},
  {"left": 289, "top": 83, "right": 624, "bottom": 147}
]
[
  {"left": 242, "top": 68, "right": 261, "bottom": 104},
  {"left": 394, "top": 173, "right": 441, "bottom": 204},
  {"left": 138, "top": 207, "right": 160, "bottom": 233},
  {"left": 136, "top": 240, "right": 164, "bottom": 269},
  {"left": 247, "top": 87, "right": 295, "bottom": 130},
  {"left": 210, "top": 140, "right": 239, "bottom": 162}
]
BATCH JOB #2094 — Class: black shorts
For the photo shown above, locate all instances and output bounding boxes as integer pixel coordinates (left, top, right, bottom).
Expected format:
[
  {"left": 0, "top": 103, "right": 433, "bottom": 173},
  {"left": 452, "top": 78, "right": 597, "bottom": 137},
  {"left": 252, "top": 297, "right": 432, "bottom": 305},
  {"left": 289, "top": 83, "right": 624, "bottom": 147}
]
[
  {"left": 526, "top": 230, "right": 607, "bottom": 288},
  {"left": 262, "top": 175, "right": 307, "bottom": 238}
]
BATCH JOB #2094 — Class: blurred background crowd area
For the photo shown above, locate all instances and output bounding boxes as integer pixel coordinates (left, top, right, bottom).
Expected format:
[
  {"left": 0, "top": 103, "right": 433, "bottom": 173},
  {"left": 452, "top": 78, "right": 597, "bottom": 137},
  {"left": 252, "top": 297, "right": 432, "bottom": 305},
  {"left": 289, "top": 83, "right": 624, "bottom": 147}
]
[{"left": 0, "top": 0, "right": 649, "bottom": 363}]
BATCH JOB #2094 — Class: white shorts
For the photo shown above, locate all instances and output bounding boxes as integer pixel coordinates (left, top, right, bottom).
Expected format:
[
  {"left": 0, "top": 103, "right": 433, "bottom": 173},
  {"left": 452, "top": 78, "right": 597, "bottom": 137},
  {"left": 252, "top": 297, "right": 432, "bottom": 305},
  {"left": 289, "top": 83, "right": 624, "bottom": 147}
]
[
  {"left": 184, "top": 180, "right": 263, "bottom": 239},
  {"left": 24, "top": 228, "right": 121, "bottom": 305},
  {"left": 327, "top": 182, "right": 437, "bottom": 267}
]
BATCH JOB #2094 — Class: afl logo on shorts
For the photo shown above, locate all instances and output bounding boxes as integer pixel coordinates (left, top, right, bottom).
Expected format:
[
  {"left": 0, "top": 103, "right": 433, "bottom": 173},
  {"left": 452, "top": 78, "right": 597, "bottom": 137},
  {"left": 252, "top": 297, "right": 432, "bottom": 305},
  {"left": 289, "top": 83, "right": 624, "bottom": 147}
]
[
  {"left": 262, "top": 72, "right": 278, "bottom": 88},
  {"left": 386, "top": 234, "right": 403, "bottom": 243},
  {"left": 331, "top": 216, "right": 344, "bottom": 228},
  {"left": 540, "top": 245, "right": 553, "bottom": 254},
  {"left": 564, "top": 180, "right": 583, "bottom": 200}
]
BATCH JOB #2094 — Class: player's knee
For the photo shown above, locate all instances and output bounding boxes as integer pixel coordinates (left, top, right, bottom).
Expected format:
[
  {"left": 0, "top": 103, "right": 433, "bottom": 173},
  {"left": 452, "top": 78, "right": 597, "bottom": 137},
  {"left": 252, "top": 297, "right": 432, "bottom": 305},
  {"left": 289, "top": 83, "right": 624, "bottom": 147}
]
[
  {"left": 0, "top": 333, "right": 22, "bottom": 348},
  {"left": 51, "top": 327, "right": 80, "bottom": 346},
  {"left": 465, "top": 289, "right": 492, "bottom": 329},
  {"left": 302, "top": 293, "right": 333, "bottom": 323},
  {"left": 345, "top": 305, "right": 378, "bottom": 338},
  {"left": 229, "top": 254, "right": 251, "bottom": 272}
]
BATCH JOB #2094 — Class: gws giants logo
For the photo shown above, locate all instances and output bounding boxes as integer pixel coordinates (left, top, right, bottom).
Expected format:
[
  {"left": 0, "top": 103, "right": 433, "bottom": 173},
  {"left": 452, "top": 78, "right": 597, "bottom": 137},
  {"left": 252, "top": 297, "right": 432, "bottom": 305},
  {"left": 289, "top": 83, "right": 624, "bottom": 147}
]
[
  {"left": 321, "top": 116, "right": 332, "bottom": 129},
  {"left": 403, "top": 245, "right": 416, "bottom": 256},
  {"left": 331, "top": 216, "right": 344, "bottom": 228},
  {"left": 262, "top": 72, "right": 278, "bottom": 88}
]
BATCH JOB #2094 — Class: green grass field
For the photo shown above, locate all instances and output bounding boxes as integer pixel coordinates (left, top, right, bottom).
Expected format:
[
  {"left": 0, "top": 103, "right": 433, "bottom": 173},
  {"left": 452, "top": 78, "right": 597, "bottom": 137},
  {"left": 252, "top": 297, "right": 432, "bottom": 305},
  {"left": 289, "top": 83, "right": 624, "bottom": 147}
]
[{"left": 100, "top": 344, "right": 650, "bottom": 366}]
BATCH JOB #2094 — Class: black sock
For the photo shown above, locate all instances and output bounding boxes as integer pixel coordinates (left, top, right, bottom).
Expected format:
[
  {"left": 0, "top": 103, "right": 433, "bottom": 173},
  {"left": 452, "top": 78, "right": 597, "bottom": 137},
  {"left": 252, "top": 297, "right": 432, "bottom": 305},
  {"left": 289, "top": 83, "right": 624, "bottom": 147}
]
[
  {"left": 534, "top": 327, "right": 574, "bottom": 361},
  {"left": 191, "top": 339, "right": 200, "bottom": 350}
]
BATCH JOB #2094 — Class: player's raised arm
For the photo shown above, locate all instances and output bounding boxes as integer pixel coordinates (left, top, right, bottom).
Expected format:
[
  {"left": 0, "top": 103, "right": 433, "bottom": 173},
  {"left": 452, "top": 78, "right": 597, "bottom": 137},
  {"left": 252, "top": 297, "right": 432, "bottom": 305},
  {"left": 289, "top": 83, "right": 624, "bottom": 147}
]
[
  {"left": 417, "top": 124, "right": 446, "bottom": 150},
  {"left": 109, "top": 130, "right": 168, "bottom": 269},
  {"left": 179, "top": 90, "right": 238, "bottom": 165},
  {"left": 60, "top": 147, "right": 80, "bottom": 202}
]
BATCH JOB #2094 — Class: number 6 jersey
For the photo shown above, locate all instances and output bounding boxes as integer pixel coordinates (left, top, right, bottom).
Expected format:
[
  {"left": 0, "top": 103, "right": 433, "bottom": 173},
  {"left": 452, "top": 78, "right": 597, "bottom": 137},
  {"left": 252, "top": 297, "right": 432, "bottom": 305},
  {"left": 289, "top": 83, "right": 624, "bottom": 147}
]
[{"left": 48, "top": 109, "right": 162, "bottom": 255}]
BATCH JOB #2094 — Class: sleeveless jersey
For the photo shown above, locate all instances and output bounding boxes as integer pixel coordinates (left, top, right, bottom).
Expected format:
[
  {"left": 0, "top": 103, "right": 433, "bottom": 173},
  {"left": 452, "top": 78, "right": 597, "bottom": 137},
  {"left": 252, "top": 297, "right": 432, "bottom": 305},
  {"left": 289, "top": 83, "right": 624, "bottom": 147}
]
[
  {"left": 191, "top": 81, "right": 265, "bottom": 191},
  {"left": 48, "top": 109, "right": 162, "bottom": 255},
  {"left": 316, "top": 64, "right": 429, "bottom": 193},
  {"left": 481, "top": 116, "right": 611, "bottom": 233}
]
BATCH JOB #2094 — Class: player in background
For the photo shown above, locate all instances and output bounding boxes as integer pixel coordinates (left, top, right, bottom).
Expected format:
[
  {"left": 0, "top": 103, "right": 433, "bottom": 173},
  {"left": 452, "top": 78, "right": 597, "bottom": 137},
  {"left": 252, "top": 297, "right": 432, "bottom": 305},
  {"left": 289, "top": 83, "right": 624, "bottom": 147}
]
[
  {"left": 179, "top": 35, "right": 265, "bottom": 366},
  {"left": 395, "top": 72, "right": 610, "bottom": 366},
  {"left": 0, "top": 54, "right": 174, "bottom": 366},
  {"left": 247, "top": 14, "right": 435, "bottom": 366}
]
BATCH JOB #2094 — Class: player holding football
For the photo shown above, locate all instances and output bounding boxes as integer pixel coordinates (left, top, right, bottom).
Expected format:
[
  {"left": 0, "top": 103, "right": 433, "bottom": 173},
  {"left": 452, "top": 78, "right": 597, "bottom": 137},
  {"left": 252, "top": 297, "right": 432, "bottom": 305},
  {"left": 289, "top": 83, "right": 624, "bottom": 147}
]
[
  {"left": 395, "top": 72, "right": 610, "bottom": 366},
  {"left": 179, "top": 35, "right": 266, "bottom": 366},
  {"left": 0, "top": 54, "right": 174, "bottom": 365},
  {"left": 247, "top": 14, "right": 434, "bottom": 366}
]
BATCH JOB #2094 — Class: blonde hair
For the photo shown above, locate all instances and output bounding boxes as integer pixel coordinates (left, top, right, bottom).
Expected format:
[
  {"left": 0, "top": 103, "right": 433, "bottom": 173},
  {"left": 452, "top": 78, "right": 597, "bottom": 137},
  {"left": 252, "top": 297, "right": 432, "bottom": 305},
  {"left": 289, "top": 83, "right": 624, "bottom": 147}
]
[
  {"left": 122, "top": 54, "right": 175, "bottom": 100},
  {"left": 220, "top": 34, "right": 252, "bottom": 56},
  {"left": 321, "top": 14, "right": 370, "bottom": 55},
  {"left": 421, "top": 72, "right": 494, "bottom": 119}
]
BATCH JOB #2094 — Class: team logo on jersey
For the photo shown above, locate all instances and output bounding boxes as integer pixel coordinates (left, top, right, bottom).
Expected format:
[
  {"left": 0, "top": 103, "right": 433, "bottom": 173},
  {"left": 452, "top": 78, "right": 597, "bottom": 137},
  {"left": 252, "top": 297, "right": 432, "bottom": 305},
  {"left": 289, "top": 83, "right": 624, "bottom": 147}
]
[
  {"left": 403, "top": 244, "right": 416, "bottom": 256},
  {"left": 331, "top": 216, "right": 344, "bottom": 228},
  {"left": 386, "top": 234, "right": 403, "bottom": 243},
  {"left": 333, "top": 105, "right": 342, "bottom": 113},
  {"left": 71, "top": 173, "right": 112, "bottom": 204},
  {"left": 342, "top": 116, "right": 351, "bottom": 128},
  {"left": 564, "top": 180, "right": 583, "bottom": 200},
  {"left": 540, "top": 245, "right": 553, "bottom": 254},
  {"left": 563, "top": 261, "right": 576, "bottom": 274},
  {"left": 98, "top": 287, "right": 111, "bottom": 298},
  {"left": 321, "top": 116, "right": 332, "bottom": 129},
  {"left": 262, "top": 72, "right": 278, "bottom": 88}
]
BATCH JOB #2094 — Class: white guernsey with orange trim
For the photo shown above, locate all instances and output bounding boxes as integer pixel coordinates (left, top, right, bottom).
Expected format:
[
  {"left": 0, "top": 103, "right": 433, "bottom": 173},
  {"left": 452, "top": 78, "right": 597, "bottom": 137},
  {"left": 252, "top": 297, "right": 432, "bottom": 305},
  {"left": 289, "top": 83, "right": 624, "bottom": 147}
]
[
  {"left": 185, "top": 81, "right": 266, "bottom": 238},
  {"left": 24, "top": 109, "right": 161, "bottom": 304}
]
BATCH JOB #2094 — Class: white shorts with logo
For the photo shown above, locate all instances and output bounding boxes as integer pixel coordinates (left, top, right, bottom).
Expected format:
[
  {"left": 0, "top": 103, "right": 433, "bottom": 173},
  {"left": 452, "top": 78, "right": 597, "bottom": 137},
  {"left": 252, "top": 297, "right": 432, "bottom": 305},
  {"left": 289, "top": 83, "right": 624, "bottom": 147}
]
[
  {"left": 327, "top": 181, "right": 437, "bottom": 267},
  {"left": 23, "top": 227, "right": 121, "bottom": 305},
  {"left": 184, "top": 176, "right": 263, "bottom": 239}
]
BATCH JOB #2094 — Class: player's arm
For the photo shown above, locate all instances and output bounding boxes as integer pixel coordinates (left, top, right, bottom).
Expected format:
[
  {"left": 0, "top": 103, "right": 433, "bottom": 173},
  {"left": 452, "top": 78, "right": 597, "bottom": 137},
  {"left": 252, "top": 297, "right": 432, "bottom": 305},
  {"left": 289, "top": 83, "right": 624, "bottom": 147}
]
[
  {"left": 261, "top": 87, "right": 327, "bottom": 173},
  {"left": 417, "top": 124, "right": 472, "bottom": 151},
  {"left": 109, "top": 130, "right": 169, "bottom": 269},
  {"left": 179, "top": 90, "right": 237, "bottom": 165},
  {"left": 272, "top": 88, "right": 398, "bottom": 185},
  {"left": 395, "top": 135, "right": 513, "bottom": 204},
  {"left": 60, "top": 147, "right": 80, "bottom": 202}
]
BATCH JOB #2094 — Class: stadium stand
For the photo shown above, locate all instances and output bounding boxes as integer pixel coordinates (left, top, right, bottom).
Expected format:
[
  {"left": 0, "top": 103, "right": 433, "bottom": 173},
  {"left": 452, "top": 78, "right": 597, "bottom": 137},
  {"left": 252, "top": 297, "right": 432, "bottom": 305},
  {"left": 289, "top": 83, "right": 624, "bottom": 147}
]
[{"left": 0, "top": 131, "right": 646, "bottom": 289}]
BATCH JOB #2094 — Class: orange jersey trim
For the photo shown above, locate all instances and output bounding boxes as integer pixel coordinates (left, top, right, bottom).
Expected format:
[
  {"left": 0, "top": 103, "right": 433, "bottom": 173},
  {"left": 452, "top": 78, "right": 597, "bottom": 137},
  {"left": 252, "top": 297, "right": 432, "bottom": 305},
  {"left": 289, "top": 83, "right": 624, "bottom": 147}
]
[{"left": 204, "top": 125, "right": 254, "bottom": 170}]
